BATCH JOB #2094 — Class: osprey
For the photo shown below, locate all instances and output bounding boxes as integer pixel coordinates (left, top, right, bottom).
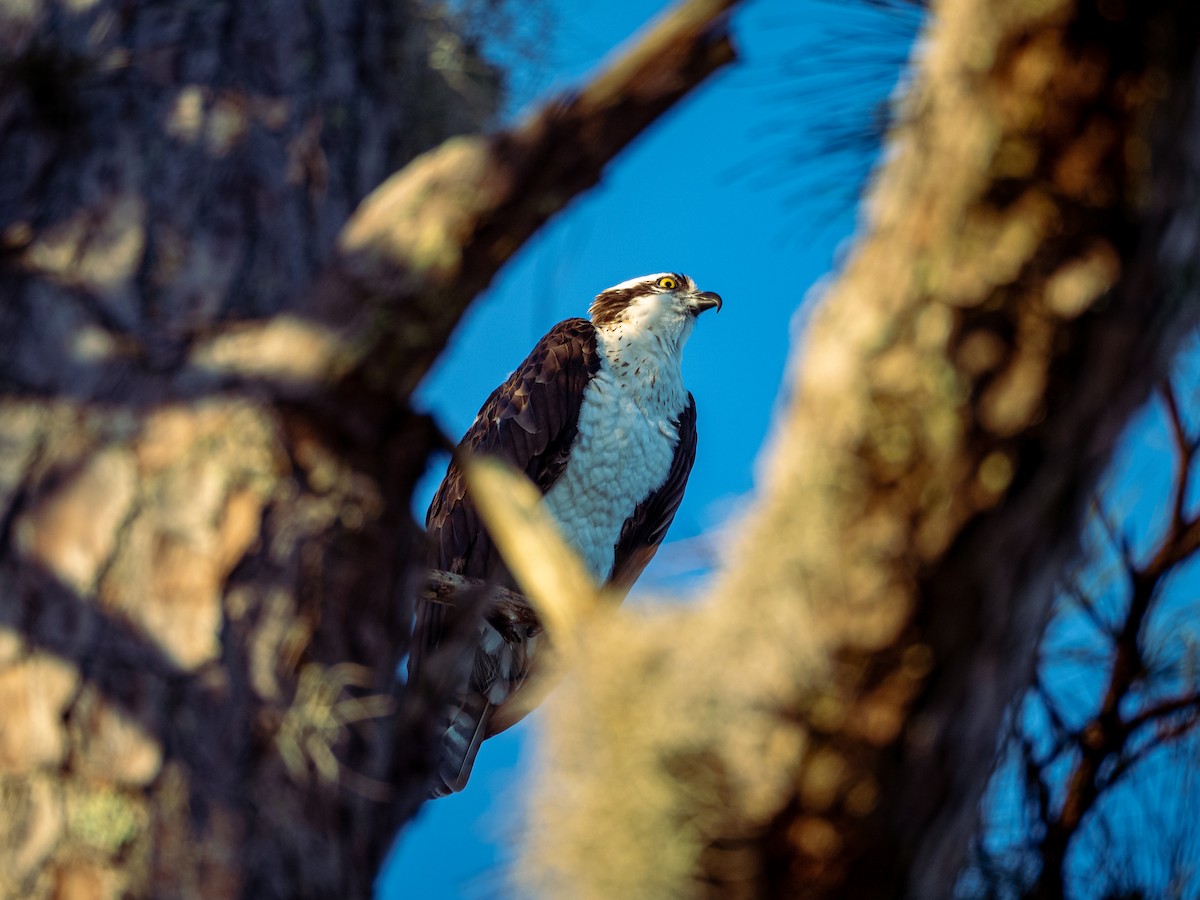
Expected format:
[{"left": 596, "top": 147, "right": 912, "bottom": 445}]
[{"left": 413, "top": 272, "right": 722, "bottom": 796}]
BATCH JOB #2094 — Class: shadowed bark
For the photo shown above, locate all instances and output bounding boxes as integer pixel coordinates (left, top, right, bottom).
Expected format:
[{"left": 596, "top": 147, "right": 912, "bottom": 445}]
[
  {"left": 0, "top": 0, "right": 739, "bottom": 896},
  {"left": 520, "top": 1, "right": 1200, "bottom": 897}
]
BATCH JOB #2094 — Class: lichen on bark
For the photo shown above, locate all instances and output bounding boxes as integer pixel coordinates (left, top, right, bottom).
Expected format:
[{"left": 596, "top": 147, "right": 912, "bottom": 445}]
[{"left": 520, "top": 1, "right": 1200, "bottom": 897}]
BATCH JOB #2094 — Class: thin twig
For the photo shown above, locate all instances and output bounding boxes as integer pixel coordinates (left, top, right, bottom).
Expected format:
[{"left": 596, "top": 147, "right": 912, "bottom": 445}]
[
  {"left": 1120, "top": 690, "right": 1200, "bottom": 737},
  {"left": 1160, "top": 381, "right": 1192, "bottom": 529}
]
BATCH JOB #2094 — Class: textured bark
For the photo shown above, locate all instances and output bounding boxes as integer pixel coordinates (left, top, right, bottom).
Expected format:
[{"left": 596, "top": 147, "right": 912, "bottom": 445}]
[
  {"left": 522, "top": 1, "right": 1200, "bottom": 898},
  {"left": 185, "top": 0, "right": 739, "bottom": 403},
  {"left": 0, "top": 0, "right": 738, "bottom": 897}
]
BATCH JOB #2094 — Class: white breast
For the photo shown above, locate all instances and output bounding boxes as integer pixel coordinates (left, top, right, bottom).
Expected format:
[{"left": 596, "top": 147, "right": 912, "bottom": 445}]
[{"left": 542, "top": 337, "right": 687, "bottom": 583}]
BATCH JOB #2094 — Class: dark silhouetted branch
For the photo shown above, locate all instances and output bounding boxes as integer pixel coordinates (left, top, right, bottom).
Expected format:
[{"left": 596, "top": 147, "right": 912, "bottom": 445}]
[{"left": 1030, "top": 382, "right": 1200, "bottom": 900}]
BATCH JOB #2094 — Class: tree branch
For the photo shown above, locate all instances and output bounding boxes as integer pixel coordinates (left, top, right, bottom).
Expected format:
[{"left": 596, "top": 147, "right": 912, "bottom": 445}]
[
  {"left": 1031, "top": 376, "right": 1200, "bottom": 898},
  {"left": 420, "top": 569, "right": 534, "bottom": 624},
  {"left": 521, "top": 1, "right": 1200, "bottom": 897},
  {"left": 1120, "top": 690, "right": 1200, "bottom": 739},
  {"left": 0, "top": 1, "right": 743, "bottom": 895},
  {"left": 1099, "top": 707, "right": 1200, "bottom": 796},
  {"left": 1160, "top": 381, "right": 1192, "bottom": 529},
  {"left": 187, "top": 0, "right": 740, "bottom": 401}
]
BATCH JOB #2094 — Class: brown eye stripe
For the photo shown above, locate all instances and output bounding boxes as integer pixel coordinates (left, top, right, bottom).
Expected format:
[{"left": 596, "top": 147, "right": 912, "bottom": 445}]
[
  {"left": 588, "top": 274, "right": 693, "bottom": 325},
  {"left": 589, "top": 287, "right": 640, "bottom": 326}
]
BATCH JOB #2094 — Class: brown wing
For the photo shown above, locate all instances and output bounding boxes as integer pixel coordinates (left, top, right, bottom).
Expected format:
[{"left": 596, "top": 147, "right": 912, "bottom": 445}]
[
  {"left": 415, "top": 318, "right": 600, "bottom": 657},
  {"left": 608, "top": 393, "right": 698, "bottom": 593},
  {"left": 423, "top": 316, "right": 600, "bottom": 573},
  {"left": 411, "top": 320, "right": 602, "bottom": 793},
  {"left": 484, "top": 396, "right": 699, "bottom": 744}
]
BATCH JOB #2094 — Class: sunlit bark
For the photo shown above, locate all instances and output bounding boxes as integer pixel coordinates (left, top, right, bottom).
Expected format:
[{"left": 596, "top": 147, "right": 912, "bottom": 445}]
[
  {"left": 0, "top": 0, "right": 738, "bottom": 896},
  {"left": 522, "top": 1, "right": 1200, "bottom": 897}
]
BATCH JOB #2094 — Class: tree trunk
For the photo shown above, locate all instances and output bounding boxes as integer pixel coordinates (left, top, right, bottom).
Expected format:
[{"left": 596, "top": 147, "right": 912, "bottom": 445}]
[
  {"left": 0, "top": 2, "right": 487, "bottom": 896},
  {"left": 520, "top": 1, "right": 1200, "bottom": 897},
  {"left": 0, "top": 0, "right": 737, "bottom": 896}
]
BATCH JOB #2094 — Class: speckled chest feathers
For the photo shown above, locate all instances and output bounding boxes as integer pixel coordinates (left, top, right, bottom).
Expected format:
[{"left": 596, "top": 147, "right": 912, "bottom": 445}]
[{"left": 542, "top": 320, "right": 689, "bottom": 582}]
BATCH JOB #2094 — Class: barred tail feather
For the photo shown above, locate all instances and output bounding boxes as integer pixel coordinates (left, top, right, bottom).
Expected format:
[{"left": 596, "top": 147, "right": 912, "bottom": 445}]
[
  {"left": 430, "top": 693, "right": 497, "bottom": 797},
  {"left": 422, "top": 605, "right": 539, "bottom": 796}
]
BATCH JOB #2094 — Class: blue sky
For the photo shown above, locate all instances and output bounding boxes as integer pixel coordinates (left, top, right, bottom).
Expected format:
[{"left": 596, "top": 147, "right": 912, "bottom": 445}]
[{"left": 379, "top": 2, "right": 920, "bottom": 896}]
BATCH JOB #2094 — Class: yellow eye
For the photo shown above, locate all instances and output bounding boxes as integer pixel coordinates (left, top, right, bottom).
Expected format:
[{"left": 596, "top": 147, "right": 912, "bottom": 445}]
[{"left": 657, "top": 276, "right": 678, "bottom": 290}]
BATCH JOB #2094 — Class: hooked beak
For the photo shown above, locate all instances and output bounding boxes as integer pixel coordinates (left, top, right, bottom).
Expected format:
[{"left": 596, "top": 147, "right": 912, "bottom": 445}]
[{"left": 688, "top": 291, "right": 723, "bottom": 316}]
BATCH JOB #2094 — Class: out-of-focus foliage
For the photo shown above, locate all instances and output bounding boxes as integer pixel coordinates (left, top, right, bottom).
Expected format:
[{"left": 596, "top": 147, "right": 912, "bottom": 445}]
[{"left": 741, "top": 0, "right": 925, "bottom": 238}]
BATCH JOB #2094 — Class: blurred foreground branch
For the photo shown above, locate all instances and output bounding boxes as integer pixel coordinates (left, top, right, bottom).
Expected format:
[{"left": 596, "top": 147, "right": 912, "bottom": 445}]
[
  {"left": 522, "top": 1, "right": 1200, "bottom": 897},
  {"left": 188, "top": 0, "right": 740, "bottom": 402},
  {"left": 0, "top": 0, "right": 741, "bottom": 896}
]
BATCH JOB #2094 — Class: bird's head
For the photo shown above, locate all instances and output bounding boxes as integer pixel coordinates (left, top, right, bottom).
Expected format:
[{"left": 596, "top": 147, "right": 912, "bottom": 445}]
[{"left": 588, "top": 273, "right": 722, "bottom": 348}]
